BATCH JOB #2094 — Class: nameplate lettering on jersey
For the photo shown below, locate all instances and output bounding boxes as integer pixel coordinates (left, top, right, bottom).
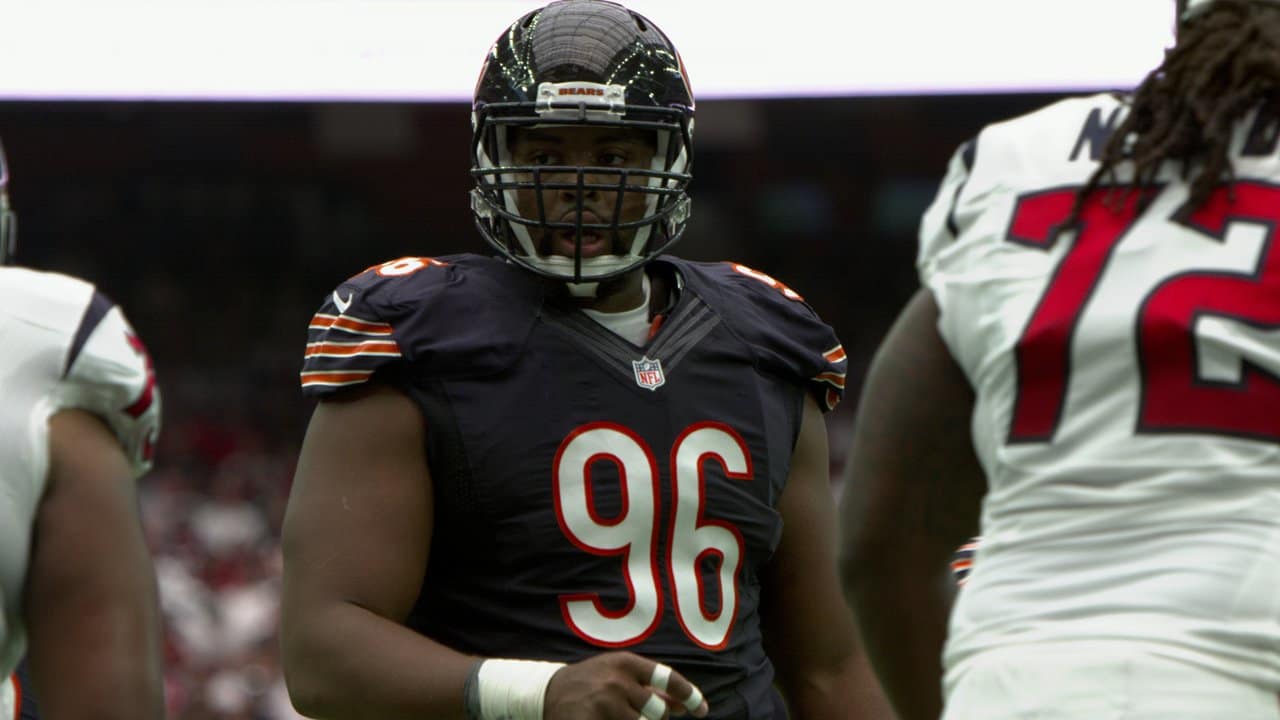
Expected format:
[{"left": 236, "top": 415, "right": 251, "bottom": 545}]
[{"left": 632, "top": 356, "right": 665, "bottom": 391}]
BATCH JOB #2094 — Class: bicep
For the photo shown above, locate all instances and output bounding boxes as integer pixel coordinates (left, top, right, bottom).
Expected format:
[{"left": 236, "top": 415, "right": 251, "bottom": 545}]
[
  {"left": 839, "top": 287, "right": 985, "bottom": 574},
  {"left": 282, "top": 383, "right": 432, "bottom": 624},
  {"left": 281, "top": 385, "right": 482, "bottom": 719},
  {"left": 25, "top": 408, "right": 163, "bottom": 719},
  {"left": 763, "top": 395, "right": 857, "bottom": 680}
]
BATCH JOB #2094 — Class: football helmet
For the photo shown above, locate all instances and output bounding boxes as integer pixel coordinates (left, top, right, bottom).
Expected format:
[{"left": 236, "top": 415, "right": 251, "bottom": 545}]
[
  {"left": 0, "top": 139, "right": 15, "bottom": 264},
  {"left": 470, "top": 0, "right": 694, "bottom": 289},
  {"left": 1183, "top": 0, "right": 1280, "bottom": 19}
]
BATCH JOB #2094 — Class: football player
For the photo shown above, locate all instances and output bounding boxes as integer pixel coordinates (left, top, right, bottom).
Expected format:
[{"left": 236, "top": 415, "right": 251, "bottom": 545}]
[
  {"left": 280, "top": 1, "right": 886, "bottom": 719},
  {"left": 0, "top": 138, "right": 164, "bottom": 719},
  {"left": 840, "top": 1, "right": 1280, "bottom": 718}
]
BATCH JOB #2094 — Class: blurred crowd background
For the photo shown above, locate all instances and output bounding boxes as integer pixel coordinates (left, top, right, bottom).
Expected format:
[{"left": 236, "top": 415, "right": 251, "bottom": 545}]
[{"left": 1, "top": 92, "right": 1064, "bottom": 718}]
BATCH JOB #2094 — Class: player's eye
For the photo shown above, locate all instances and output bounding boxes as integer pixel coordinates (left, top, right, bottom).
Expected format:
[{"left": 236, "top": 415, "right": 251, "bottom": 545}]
[
  {"left": 598, "top": 151, "right": 630, "bottom": 166},
  {"left": 526, "top": 150, "right": 558, "bottom": 166}
]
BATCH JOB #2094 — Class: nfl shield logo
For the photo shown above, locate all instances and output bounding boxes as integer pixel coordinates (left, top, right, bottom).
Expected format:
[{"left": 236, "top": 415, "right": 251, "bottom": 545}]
[{"left": 632, "top": 356, "right": 666, "bottom": 391}]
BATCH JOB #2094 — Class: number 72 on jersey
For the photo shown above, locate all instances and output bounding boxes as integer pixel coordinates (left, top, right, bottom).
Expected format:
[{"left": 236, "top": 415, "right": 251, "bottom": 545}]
[{"left": 1005, "top": 181, "right": 1280, "bottom": 444}]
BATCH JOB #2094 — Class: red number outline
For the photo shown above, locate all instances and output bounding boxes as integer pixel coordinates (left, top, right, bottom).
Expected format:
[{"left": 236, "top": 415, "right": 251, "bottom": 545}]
[
  {"left": 552, "top": 421, "right": 755, "bottom": 649},
  {"left": 667, "top": 422, "right": 752, "bottom": 651},
  {"left": 553, "top": 422, "right": 663, "bottom": 648}
]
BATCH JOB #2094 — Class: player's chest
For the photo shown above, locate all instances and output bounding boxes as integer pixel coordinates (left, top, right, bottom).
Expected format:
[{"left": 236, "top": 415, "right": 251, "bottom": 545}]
[{"left": 416, "top": 313, "right": 798, "bottom": 544}]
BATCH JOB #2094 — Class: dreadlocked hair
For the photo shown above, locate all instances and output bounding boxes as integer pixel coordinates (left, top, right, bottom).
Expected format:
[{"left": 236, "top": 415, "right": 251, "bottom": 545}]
[{"left": 1080, "top": 0, "right": 1280, "bottom": 216}]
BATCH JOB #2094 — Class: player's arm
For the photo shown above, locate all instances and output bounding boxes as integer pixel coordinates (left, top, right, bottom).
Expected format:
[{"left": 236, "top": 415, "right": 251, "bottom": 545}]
[
  {"left": 23, "top": 409, "right": 164, "bottom": 720},
  {"left": 837, "top": 288, "right": 985, "bottom": 720},
  {"left": 762, "top": 394, "right": 896, "bottom": 720},
  {"left": 281, "top": 381, "right": 476, "bottom": 720}
]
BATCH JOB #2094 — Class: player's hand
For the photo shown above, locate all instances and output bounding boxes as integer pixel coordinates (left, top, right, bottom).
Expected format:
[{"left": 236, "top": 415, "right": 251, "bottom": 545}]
[{"left": 544, "top": 651, "right": 710, "bottom": 720}]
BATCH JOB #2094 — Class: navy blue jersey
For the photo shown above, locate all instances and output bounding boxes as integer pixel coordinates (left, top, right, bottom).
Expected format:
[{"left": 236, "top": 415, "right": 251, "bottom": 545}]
[
  {"left": 9, "top": 659, "right": 36, "bottom": 720},
  {"left": 301, "top": 254, "right": 846, "bottom": 719}
]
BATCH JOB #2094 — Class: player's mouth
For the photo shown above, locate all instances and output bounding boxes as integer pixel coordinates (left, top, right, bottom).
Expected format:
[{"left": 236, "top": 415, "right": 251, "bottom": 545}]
[{"left": 546, "top": 211, "right": 614, "bottom": 258}]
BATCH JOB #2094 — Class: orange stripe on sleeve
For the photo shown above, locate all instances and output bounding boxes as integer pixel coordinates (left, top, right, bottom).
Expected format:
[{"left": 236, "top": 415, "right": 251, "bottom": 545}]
[
  {"left": 824, "top": 345, "right": 847, "bottom": 363},
  {"left": 331, "top": 316, "right": 393, "bottom": 335},
  {"left": 305, "top": 340, "right": 402, "bottom": 358},
  {"left": 300, "top": 370, "right": 375, "bottom": 387},
  {"left": 308, "top": 312, "right": 394, "bottom": 336},
  {"left": 815, "top": 371, "right": 846, "bottom": 389}
]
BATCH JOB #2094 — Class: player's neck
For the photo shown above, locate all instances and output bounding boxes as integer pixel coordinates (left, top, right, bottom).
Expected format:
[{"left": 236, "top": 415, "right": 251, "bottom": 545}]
[{"left": 575, "top": 269, "right": 647, "bottom": 314}]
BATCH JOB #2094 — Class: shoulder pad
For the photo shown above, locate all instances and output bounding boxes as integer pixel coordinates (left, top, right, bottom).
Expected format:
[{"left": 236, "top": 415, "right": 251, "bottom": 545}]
[
  {"left": 917, "top": 93, "right": 1125, "bottom": 370},
  {"left": 671, "top": 258, "right": 846, "bottom": 411},
  {"left": 0, "top": 266, "right": 97, "bottom": 338},
  {"left": 301, "top": 254, "right": 543, "bottom": 397},
  {"left": 51, "top": 295, "right": 160, "bottom": 477},
  {"left": 920, "top": 93, "right": 1126, "bottom": 276}
]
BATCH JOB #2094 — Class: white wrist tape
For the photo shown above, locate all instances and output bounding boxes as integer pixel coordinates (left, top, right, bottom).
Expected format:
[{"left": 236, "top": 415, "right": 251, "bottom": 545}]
[{"left": 474, "top": 658, "right": 567, "bottom": 720}]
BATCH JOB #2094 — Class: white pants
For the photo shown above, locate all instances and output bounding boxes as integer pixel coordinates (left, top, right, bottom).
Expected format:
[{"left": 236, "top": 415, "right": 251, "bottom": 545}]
[{"left": 943, "top": 643, "right": 1280, "bottom": 720}]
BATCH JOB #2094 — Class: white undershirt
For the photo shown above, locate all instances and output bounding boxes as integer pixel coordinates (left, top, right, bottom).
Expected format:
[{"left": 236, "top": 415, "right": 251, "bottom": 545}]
[{"left": 580, "top": 272, "right": 652, "bottom": 346}]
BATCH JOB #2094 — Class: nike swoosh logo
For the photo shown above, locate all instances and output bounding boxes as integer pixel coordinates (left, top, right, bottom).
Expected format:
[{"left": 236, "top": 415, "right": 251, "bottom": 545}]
[{"left": 332, "top": 291, "right": 353, "bottom": 313}]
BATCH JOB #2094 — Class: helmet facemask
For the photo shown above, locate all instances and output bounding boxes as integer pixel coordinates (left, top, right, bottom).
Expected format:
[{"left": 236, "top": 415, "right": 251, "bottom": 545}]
[{"left": 471, "top": 81, "right": 692, "bottom": 291}]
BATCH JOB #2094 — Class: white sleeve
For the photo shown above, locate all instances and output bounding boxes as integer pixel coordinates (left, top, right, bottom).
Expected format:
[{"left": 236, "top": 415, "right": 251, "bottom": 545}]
[
  {"left": 51, "top": 304, "right": 161, "bottom": 478},
  {"left": 918, "top": 138, "right": 977, "bottom": 286},
  {"left": 917, "top": 138, "right": 985, "bottom": 375}
]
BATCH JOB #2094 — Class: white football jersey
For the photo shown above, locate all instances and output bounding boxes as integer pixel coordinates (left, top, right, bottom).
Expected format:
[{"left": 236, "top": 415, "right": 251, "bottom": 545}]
[
  {"left": 920, "top": 93, "right": 1280, "bottom": 690},
  {"left": 0, "top": 266, "right": 160, "bottom": 678},
  {"left": 0, "top": 673, "right": 14, "bottom": 720}
]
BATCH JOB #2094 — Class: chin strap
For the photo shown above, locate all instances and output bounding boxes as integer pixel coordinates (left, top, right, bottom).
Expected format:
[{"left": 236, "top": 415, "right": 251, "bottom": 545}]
[
  {"left": 565, "top": 281, "right": 600, "bottom": 298},
  {"left": 567, "top": 268, "right": 651, "bottom": 305}
]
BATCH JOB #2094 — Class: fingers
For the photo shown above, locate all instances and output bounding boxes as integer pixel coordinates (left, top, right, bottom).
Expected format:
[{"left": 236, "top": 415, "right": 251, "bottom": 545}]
[
  {"left": 645, "top": 661, "right": 708, "bottom": 718},
  {"left": 637, "top": 692, "right": 667, "bottom": 720},
  {"left": 547, "top": 653, "right": 713, "bottom": 720},
  {"left": 649, "top": 662, "right": 672, "bottom": 692}
]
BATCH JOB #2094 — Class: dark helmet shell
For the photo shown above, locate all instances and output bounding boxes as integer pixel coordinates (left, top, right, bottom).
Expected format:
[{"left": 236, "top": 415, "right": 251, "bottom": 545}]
[{"left": 470, "top": 0, "right": 695, "bottom": 285}]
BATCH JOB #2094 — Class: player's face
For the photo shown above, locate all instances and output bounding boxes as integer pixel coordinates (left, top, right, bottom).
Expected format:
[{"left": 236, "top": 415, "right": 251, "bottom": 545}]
[{"left": 508, "top": 125, "right": 658, "bottom": 260}]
